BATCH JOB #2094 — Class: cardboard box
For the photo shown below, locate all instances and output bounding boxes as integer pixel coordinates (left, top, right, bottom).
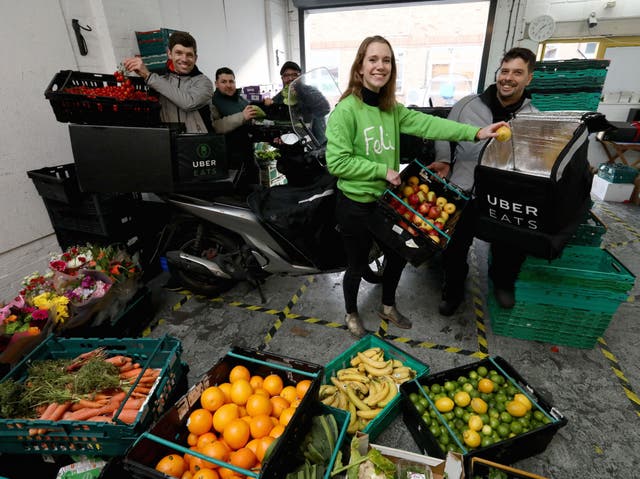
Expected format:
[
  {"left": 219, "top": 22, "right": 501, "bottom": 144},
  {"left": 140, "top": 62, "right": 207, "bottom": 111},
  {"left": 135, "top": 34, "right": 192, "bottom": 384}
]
[
  {"left": 591, "top": 174, "right": 634, "bottom": 202},
  {"left": 352, "top": 433, "right": 464, "bottom": 479}
]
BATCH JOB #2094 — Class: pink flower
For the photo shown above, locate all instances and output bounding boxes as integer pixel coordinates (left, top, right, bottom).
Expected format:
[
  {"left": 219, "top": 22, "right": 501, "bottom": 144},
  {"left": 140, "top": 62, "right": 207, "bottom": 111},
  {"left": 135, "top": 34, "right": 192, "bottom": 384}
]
[{"left": 32, "top": 309, "right": 49, "bottom": 320}]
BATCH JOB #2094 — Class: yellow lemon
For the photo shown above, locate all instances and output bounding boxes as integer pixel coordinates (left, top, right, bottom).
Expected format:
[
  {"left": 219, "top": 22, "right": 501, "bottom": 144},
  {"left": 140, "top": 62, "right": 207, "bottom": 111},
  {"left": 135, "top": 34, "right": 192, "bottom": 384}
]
[
  {"left": 468, "top": 414, "right": 483, "bottom": 432},
  {"left": 434, "top": 397, "right": 455, "bottom": 413},
  {"left": 470, "top": 397, "right": 488, "bottom": 414},
  {"left": 463, "top": 429, "right": 481, "bottom": 448},
  {"left": 496, "top": 125, "right": 512, "bottom": 142},
  {"left": 506, "top": 400, "right": 527, "bottom": 418},
  {"left": 453, "top": 391, "right": 471, "bottom": 408},
  {"left": 513, "top": 393, "right": 533, "bottom": 411},
  {"left": 477, "top": 378, "right": 494, "bottom": 394}
]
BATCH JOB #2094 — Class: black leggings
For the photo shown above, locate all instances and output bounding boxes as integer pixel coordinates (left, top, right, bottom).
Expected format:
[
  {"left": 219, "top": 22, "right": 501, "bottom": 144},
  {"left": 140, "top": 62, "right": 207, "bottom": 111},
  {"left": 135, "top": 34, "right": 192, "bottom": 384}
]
[{"left": 336, "top": 191, "right": 407, "bottom": 314}]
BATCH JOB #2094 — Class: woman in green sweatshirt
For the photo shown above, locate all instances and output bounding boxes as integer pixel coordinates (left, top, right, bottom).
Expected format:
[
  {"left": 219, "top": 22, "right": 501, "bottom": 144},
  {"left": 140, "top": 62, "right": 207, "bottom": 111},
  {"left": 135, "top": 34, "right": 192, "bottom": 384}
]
[{"left": 325, "top": 35, "right": 506, "bottom": 337}]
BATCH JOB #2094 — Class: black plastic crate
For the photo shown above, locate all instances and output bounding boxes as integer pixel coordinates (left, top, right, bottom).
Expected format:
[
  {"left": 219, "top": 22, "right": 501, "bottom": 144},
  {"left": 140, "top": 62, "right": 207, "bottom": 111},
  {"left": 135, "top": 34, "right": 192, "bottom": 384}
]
[
  {"left": 45, "top": 70, "right": 161, "bottom": 126},
  {"left": 54, "top": 227, "right": 141, "bottom": 254},
  {"left": 44, "top": 197, "right": 138, "bottom": 236},
  {"left": 27, "top": 163, "right": 83, "bottom": 204},
  {"left": 123, "top": 347, "right": 324, "bottom": 479},
  {"left": 468, "top": 457, "right": 549, "bottom": 479},
  {"left": 400, "top": 356, "right": 566, "bottom": 471},
  {"left": 372, "top": 160, "right": 469, "bottom": 266}
]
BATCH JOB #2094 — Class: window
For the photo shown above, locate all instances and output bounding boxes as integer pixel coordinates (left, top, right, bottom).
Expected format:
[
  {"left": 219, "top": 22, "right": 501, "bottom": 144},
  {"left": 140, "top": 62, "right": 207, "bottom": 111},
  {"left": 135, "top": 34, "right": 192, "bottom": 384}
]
[
  {"left": 301, "top": 1, "right": 492, "bottom": 107},
  {"left": 542, "top": 42, "right": 599, "bottom": 60}
]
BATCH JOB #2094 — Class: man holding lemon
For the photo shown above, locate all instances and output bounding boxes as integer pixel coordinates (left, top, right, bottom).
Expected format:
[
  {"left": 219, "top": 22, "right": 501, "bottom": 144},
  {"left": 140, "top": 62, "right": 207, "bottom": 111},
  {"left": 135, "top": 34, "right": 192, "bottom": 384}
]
[{"left": 429, "top": 47, "right": 538, "bottom": 316}]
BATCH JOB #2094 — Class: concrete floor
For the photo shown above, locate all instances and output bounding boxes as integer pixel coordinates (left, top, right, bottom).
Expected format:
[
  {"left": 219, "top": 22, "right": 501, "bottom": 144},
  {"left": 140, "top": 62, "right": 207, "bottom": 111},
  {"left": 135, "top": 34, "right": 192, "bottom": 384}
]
[{"left": 144, "top": 198, "right": 640, "bottom": 478}]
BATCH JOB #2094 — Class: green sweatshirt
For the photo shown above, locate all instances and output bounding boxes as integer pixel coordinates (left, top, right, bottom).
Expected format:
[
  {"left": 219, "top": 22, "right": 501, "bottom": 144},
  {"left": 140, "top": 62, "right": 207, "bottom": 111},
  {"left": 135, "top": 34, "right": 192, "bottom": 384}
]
[{"left": 325, "top": 94, "right": 480, "bottom": 203}]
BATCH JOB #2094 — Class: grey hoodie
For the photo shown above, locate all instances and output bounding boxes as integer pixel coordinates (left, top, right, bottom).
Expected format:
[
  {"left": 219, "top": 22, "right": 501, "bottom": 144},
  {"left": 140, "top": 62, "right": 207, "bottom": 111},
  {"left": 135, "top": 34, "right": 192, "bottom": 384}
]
[{"left": 146, "top": 65, "right": 214, "bottom": 133}]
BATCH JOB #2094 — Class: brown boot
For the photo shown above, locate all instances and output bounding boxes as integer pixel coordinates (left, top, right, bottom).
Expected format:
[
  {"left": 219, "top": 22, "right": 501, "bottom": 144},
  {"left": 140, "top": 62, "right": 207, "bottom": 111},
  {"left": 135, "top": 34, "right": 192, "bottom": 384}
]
[
  {"left": 377, "top": 304, "right": 412, "bottom": 329},
  {"left": 345, "top": 312, "right": 366, "bottom": 338}
]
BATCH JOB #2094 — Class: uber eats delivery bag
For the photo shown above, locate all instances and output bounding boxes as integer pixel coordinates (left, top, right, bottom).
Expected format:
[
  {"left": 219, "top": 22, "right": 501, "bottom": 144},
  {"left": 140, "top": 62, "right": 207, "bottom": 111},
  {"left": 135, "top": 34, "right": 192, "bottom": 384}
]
[
  {"left": 174, "top": 133, "right": 228, "bottom": 186},
  {"left": 474, "top": 112, "right": 610, "bottom": 260}
]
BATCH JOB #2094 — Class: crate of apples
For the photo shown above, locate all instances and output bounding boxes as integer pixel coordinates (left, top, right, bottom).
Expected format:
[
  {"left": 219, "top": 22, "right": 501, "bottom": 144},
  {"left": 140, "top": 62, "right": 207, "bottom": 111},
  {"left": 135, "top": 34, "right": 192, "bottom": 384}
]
[{"left": 381, "top": 160, "right": 469, "bottom": 249}]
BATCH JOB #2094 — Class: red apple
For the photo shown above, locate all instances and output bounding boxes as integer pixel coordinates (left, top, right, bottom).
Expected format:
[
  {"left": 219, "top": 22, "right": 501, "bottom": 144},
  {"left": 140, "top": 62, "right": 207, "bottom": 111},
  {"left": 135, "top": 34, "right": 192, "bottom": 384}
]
[
  {"left": 403, "top": 211, "right": 413, "bottom": 221},
  {"left": 434, "top": 221, "right": 444, "bottom": 231},
  {"left": 397, "top": 205, "right": 407, "bottom": 215},
  {"left": 418, "top": 202, "right": 430, "bottom": 216},
  {"left": 408, "top": 193, "right": 420, "bottom": 206},
  {"left": 427, "top": 205, "right": 442, "bottom": 220}
]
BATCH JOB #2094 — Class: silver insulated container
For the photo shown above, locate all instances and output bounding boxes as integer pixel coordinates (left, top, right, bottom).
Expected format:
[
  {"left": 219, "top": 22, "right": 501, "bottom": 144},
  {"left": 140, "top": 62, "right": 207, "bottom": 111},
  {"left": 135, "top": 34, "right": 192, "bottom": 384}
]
[{"left": 474, "top": 111, "right": 597, "bottom": 259}]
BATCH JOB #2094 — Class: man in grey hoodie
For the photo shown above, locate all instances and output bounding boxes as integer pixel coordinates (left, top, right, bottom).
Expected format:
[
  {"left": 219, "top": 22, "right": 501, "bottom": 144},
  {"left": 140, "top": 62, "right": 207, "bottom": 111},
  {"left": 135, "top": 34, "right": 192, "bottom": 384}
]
[
  {"left": 124, "top": 31, "right": 213, "bottom": 133},
  {"left": 430, "top": 47, "right": 538, "bottom": 316}
]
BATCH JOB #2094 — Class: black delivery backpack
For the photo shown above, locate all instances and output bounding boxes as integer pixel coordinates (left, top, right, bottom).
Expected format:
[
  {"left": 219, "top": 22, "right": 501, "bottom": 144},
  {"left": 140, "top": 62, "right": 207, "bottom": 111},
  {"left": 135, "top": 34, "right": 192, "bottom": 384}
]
[{"left": 474, "top": 111, "right": 612, "bottom": 260}]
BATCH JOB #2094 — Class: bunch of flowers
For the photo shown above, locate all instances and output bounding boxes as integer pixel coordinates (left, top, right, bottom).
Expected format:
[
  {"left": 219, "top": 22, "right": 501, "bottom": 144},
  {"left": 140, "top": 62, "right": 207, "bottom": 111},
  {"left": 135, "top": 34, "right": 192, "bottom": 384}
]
[
  {"left": 0, "top": 295, "right": 48, "bottom": 336},
  {"left": 62, "top": 273, "right": 111, "bottom": 306},
  {"left": 48, "top": 246, "right": 94, "bottom": 276},
  {"left": 84, "top": 245, "right": 141, "bottom": 282}
]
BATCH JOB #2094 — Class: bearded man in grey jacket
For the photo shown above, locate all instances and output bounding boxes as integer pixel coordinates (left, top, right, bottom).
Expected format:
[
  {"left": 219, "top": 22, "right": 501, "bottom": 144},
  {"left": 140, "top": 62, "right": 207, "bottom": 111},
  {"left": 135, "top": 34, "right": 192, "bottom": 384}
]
[
  {"left": 429, "top": 47, "right": 538, "bottom": 316},
  {"left": 124, "top": 31, "right": 214, "bottom": 133}
]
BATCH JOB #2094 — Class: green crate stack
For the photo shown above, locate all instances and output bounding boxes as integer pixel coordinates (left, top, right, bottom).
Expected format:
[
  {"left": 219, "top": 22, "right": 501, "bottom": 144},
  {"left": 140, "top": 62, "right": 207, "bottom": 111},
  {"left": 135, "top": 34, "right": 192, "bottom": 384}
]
[
  {"left": 567, "top": 211, "right": 606, "bottom": 247},
  {"left": 488, "top": 245, "right": 635, "bottom": 349},
  {"left": 135, "top": 28, "right": 176, "bottom": 74},
  {"left": 528, "top": 59, "right": 609, "bottom": 111}
]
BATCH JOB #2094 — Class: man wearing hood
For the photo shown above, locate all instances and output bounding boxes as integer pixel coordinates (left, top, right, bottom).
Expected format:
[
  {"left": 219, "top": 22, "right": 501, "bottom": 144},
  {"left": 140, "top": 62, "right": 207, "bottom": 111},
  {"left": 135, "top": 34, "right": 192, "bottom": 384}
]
[{"left": 124, "top": 31, "right": 213, "bottom": 133}]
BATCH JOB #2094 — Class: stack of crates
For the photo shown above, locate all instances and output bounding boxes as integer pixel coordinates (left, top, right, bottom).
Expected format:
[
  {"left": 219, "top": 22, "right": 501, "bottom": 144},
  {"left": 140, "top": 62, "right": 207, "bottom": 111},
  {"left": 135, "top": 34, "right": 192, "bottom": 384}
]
[
  {"left": 528, "top": 59, "right": 610, "bottom": 111},
  {"left": 488, "top": 212, "right": 635, "bottom": 348},
  {"left": 27, "top": 163, "right": 141, "bottom": 251},
  {"left": 135, "top": 28, "right": 176, "bottom": 73}
]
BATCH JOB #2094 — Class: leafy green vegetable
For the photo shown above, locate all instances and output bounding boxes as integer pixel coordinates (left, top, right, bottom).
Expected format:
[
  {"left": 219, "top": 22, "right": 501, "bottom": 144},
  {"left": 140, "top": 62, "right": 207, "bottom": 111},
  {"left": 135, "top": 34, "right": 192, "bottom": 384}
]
[
  {"left": 252, "top": 105, "right": 267, "bottom": 119},
  {"left": 331, "top": 436, "right": 395, "bottom": 478},
  {"left": 0, "top": 379, "right": 32, "bottom": 418}
]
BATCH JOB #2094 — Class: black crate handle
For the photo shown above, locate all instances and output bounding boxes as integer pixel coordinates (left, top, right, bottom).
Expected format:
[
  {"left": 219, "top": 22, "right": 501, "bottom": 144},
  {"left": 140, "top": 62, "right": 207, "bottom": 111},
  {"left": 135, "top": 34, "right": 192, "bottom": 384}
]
[
  {"left": 226, "top": 350, "right": 318, "bottom": 378},
  {"left": 470, "top": 457, "right": 549, "bottom": 479},
  {"left": 44, "top": 70, "right": 73, "bottom": 98}
]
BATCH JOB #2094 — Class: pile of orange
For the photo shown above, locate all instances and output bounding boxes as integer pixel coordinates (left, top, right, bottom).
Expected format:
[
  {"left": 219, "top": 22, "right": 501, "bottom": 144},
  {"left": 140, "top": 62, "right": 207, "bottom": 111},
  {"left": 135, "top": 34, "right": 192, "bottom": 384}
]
[{"left": 154, "top": 365, "right": 312, "bottom": 479}]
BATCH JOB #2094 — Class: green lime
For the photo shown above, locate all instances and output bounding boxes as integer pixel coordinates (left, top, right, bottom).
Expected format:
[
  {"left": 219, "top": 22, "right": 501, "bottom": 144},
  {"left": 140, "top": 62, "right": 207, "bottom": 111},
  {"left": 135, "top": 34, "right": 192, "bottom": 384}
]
[
  {"left": 489, "top": 417, "right": 500, "bottom": 429},
  {"left": 510, "top": 422, "right": 523, "bottom": 435},
  {"left": 447, "top": 390, "right": 456, "bottom": 399},
  {"left": 481, "top": 424, "right": 492, "bottom": 436},
  {"left": 492, "top": 375, "right": 505, "bottom": 386},
  {"left": 542, "top": 416, "right": 551, "bottom": 425},
  {"left": 468, "top": 371, "right": 478, "bottom": 380},
  {"left": 429, "top": 424, "right": 441, "bottom": 437},
  {"left": 430, "top": 384, "right": 442, "bottom": 394},
  {"left": 457, "top": 376, "right": 468, "bottom": 384},
  {"left": 506, "top": 385, "right": 518, "bottom": 396},
  {"left": 454, "top": 419, "right": 465, "bottom": 431},
  {"left": 444, "top": 412, "right": 455, "bottom": 421},
  {"left": 481, "top": 436, "right": 493, "bottom": 447},
  {"left": 444, "top": 381, "right": 457, "bottom": 392},
  {"left": 488, "top": 369, "right": 498, "bottom": 376},
  {"left": 496, "top": 401, "right": 506, "bottom": 412},
  {"left": 414, "top": 402, "right": 425, "bottom": 415},
  {"left": 440, "top": 433, "right": 451, "bottom": 446},
  {"left": 517, "top": 416, "right": 530, "bottom": 428},
  {"left": 430, "top": 409, "right": 437, "bottom": 418},
  {"left": 421, "top": 413, "right": 432, "bottom": 426},
  {"left": 495, "top": 392, "right": 507, "bottom": 403},
  {"left": 497, "top": 424, "right": 510, "bottom": 437},
  {"left": 480, "top": 413, "right": 490, "bottom": 424},
  {"left": 477, "top": 366, "right": 488, "bottom": 377},
  {"left": 421, "top": 385, "right": 430, "bottom": 393},
  {"left": 480, "top": 392, "right": 492, "bottom": 403},
  {"left": 533, "top": 410, "right": 545, "bottom": 422},
  {"left": 469, "top": 389, "right": 480, "bottom": 399},
  {"left": 409, "top": 392, "right": 420, "bottom": 404},
  {"left": 489, "top": 408, "right": 500, "bottom": 419},
  {"left": 462, "top": 412, "right": 471, "bottom": 423},
  {"left": 462, "top": 383, "right": 474, "bottom": 394},
  {"left": 454, "top": 407, "right": 465, "bottom": 418},
  {"left": 419, "top": 397, "right": 429, "bottom": 409},
  {"left": 500, "top": 411, "right": 513, "bottom": 423}
]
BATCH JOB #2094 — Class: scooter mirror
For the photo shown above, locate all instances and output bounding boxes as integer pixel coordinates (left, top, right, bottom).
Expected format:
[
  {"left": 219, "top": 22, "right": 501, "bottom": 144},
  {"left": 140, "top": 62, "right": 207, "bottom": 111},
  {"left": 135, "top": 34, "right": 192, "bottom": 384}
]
[{"left": 280, "top": 133, "right": 300, "bottom": 145}]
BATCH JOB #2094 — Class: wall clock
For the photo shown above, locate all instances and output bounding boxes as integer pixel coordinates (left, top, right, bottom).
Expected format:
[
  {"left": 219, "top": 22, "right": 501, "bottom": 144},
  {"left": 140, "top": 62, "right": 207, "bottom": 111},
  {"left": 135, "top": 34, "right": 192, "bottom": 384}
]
[{"left": 528, "top": 14, "right": 556, "bottom": 42}]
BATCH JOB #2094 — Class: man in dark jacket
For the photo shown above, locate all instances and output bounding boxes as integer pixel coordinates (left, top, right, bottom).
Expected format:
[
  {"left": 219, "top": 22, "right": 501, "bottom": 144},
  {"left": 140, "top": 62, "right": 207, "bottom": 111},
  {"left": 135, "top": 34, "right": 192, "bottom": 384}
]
[
  {"left": 211, "top": 67, "right": 263, "bottom": 188},
  {"left": 123, "top": 31, "right": 213, "bottom": 133},
  {"left": 273, "top": 61, "right": 330, "bottom": 144}
]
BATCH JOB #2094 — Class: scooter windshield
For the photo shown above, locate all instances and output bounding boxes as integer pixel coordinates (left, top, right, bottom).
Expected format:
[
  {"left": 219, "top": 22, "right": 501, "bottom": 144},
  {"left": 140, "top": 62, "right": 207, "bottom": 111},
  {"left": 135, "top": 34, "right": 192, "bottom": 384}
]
[{"left": 287, "top": 67, "right": 340, "bottom": 147}]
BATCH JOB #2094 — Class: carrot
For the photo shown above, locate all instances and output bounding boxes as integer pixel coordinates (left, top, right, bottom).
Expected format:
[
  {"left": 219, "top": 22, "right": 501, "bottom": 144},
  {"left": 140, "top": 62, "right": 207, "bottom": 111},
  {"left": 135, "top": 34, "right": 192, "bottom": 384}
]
[
  {"left": 104, "top": 355, "right": 130, "bottom": 367},
  {"left": 122, "top": 398, "right": 144, "bottom": 410},
  {"left": 117, "top": 362, "right": 136, "bottom": 373},
  {"left": 33, "top": 401, "right": 71, "bottom": 435},
  {"left": 86, "top": 416, "right": 113, "bottom": 422},
  {"left": 119, "top": 368, "right": 144, "bottom": 379},
  {"left": 29, "top": 402, "right": 58, "bottom": 435},
  {"left": 133, "top": 386, "right": 151, "bottom": 395},
  {"left": 113, "top": 408, "right": 139, "bottom": 424},
  {"left": 62, "top": 412, "right": 74, "bottom": 420},
  {"left": 67, "top": 407, "right": 105, "bottom": 421}
]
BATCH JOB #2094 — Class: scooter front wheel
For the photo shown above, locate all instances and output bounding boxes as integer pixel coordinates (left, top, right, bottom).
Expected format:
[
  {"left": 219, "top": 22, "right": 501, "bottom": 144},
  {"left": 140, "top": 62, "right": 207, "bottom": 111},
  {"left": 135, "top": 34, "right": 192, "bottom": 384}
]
[{"left": 171, "top": 229, "right": 240, "bottom": 297}]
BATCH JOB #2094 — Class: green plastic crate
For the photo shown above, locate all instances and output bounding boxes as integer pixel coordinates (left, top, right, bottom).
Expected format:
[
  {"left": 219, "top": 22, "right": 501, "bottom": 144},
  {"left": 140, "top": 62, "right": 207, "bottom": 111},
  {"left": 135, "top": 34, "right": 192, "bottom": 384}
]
[
  {"left": 520, "top": 245, "right": 635, "bottom": 294},
  {"left": 323, "top": 334, "right": 429, "bottom": 441},
  {"left": 530, "top": 91, "right": 601, "bottom": 111},
  {"left": 488, "top": 294, "right": 614, "bottom": 348},
  {"left": 597, "top": 163, "right": 639, "bottom": 184},
  {"left": 530, "top": 68, "right": 608, "bottom": 90},
  {"left": 568, "top": 211, "right": 606, "bottom": 246},
  {"left": 534, "top": 59, "right": 610, "bottom": 71},
  {"left": 0, "top": 335, "right": 185, "bottom": 456},
  {"left": 135, "top": 28, "right": 176, "bottom": 57}
]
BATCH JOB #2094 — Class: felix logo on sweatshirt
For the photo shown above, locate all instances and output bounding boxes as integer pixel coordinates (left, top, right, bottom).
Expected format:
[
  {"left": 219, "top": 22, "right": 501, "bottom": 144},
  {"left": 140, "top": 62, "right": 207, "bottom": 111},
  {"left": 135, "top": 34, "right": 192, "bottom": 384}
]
[{"left": 363, "top": 126, "right": 394, "bottom": 156}]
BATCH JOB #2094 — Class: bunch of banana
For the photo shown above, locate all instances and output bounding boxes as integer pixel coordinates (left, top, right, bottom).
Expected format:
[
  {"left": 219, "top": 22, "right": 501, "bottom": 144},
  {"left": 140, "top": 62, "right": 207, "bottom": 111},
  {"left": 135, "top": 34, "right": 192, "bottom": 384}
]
[{"left": 320, "top": 347, "right": 418, "bottom": 434}]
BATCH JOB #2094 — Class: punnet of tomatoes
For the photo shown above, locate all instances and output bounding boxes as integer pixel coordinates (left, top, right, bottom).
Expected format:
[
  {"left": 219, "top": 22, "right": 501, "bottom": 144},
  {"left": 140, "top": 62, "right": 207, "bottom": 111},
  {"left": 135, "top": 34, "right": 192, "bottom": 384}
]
[{"left": 62, "top": 70, "right": 157, "bottom": 102}]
